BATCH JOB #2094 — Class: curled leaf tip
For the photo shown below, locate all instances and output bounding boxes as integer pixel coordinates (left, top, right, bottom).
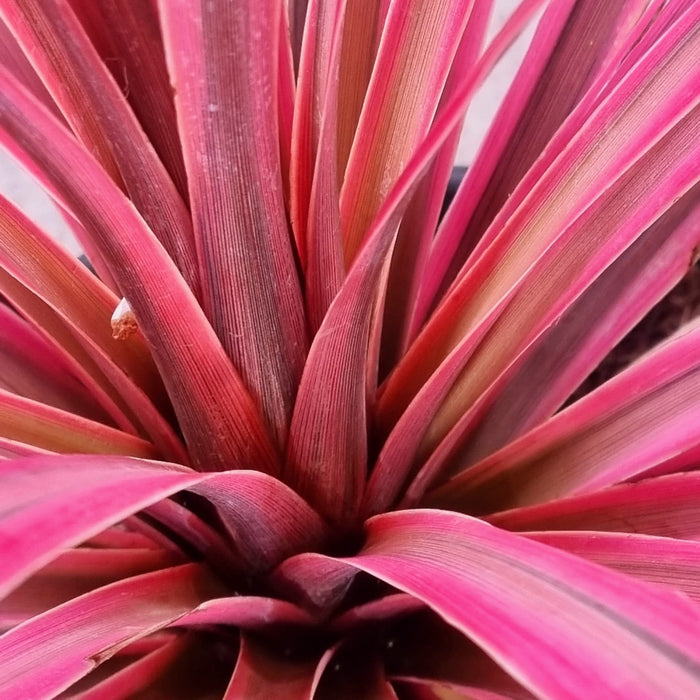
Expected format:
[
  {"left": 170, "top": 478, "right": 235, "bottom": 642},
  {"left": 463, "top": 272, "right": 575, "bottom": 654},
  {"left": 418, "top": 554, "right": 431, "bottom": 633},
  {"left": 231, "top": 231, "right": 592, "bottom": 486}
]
[{"left": 111, "top": 297, "right": 138, "bottom": 340}]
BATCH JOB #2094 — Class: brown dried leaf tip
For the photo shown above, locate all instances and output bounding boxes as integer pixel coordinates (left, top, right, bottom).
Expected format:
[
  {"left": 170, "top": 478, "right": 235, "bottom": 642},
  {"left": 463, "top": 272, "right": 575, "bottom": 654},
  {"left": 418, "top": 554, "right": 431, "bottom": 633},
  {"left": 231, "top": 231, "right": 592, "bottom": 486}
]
[{"left": 111, "top": 297, "right": 138, "bottom": 340}]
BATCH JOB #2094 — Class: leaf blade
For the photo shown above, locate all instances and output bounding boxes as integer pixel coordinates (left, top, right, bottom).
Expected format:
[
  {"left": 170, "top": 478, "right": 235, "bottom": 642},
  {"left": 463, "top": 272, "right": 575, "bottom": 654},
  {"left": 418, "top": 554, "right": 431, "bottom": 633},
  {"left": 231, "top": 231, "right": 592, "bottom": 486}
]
[
  {"left": 0, "top": 565, "right": 219, "bottom": 699},
  {"left": 158, "top": 0, "right": 308, "bottom": 447},
  {"left": 428, "top": 318, "right": 700, "bottom": 514},
  {"left": 0, "top": 0, "right": 199, "bottom": 291},
  {"left": 0, "top": 455, "right": 200, "bottom": 599},
  {"left": 339, "top": 0, "right": 475, "bottom": 264},
  {"left": 348, "top": 510, "right": 700, "bottom": 699},
  {"left": 0, "top": 68, "right": 278, "bottom": 472}
]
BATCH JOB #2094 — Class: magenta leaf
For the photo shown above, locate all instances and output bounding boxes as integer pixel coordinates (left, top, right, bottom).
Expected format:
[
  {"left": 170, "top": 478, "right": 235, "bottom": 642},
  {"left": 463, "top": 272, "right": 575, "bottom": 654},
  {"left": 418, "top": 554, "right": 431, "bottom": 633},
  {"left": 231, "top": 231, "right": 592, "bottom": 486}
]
[
  {"left": 489, "top": 472, "right": 700, "bottom": 539},
  {"left": 345, "top": 510, "right": 700, "bottom": 698},
  {"left": 0, "top": 565, "right": 221, "bottom": 698},
  {"left": 0, "top": 455, "right": 200, "bottom": 599}
]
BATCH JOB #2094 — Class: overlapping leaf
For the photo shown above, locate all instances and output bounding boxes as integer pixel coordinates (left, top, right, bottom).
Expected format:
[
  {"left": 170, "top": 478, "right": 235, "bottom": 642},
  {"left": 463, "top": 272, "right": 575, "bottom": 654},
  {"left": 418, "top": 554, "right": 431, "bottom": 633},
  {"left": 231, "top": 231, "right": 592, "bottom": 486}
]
[
  {"left": 0, "top": 565, "right": 221, "bottom": 698},
  {"left": 0, "top": 0, "right": 199, "bottom": 292},
  {"left": 158, "top": 0, "right": 308, "bottom": 448},
  {"left": 0, "top": 68, "right": 278, "bottom": 472},
  {"left": 427, "top": 318, "right": 700, "bottom": 514}
]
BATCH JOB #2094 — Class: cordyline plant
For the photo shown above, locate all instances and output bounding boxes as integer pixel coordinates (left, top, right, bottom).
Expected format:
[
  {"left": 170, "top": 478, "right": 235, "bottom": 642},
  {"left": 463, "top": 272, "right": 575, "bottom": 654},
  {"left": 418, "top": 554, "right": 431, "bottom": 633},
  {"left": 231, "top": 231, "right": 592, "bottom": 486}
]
[{"left": 0, "top": 0, "right": 699, "bottom": 697}]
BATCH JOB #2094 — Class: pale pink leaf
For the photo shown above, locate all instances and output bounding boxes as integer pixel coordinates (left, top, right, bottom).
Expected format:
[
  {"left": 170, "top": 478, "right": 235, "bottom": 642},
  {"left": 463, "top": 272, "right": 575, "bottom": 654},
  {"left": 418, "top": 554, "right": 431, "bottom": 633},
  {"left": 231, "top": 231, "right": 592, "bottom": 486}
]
[
  {"left": 371, "top": 76, "right": 700, "bottom": 510},
  {"left": 0, "top": 389, "right": 157, "bottom": 458},
  {"left": 379, "top": 4, "right": 700, "bottom": 432},
  {"left": 286, "top": 0, "right": 546, "bottom": 523},
  {"left": 416, "top": 0, "right": 647, "bottom": 319},
  {"left": 338, "top": 0, "right": 475, "bottom": 264},
  {"left": 379, "top": 0, "right": 492, "bottom": 374},
  {"left": 427, "top": 318, "right": 700, "bottom": 514},
  {"left": 435, "top": 185, "right": 700, "bottom": 472},
  {"left": 335, "top": 0, "right": 388, "bottom": 183}
]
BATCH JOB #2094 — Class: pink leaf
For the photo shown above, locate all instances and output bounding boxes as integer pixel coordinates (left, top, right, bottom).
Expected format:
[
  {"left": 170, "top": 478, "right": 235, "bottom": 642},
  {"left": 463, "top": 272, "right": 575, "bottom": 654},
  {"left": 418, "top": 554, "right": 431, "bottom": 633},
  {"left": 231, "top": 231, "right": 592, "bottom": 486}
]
[
  {"left": 301, "top": 0, "right": 346, "bottom": 331},
  {"left": 379, "top": 0, "right": 492, "bottom": 373},
  {"left": 70, "top": 634, "right": 190, "bottom": 700},
  {"left": 158, "top": 0, "right": 308, "bottom": 448},
  {"left": 335, "top": 0, "right": 388, "bottom": 181},
  {"left": 329, "top": 594, "right": 424, "bottom": 634},
  {"left": 0, "top": 564, "right": 221, "bottom": 698},
  {"left": 0, "top": 302, "right": 110, "bottom": 422},
  {"left": 0, "top": 266, "right": 183, "bottom": 458},
  {"left": 0, "top": 547, "right": 182, "bottom": 629},
  {"left": 489, "top": 472, "right": 700, "bottom": 539},
  {"left": 72, "top": 630, "right": 234, "bottom": 698},
  {"left": 528, "top": 531, "right": 700, "bottom": 603},
  {"left": 0, "top": 0, "right": 199, "bottom": 292},
  {"left": 67, "top": 0, "right": 189, "bottom": 200},
  {"left": 289, "top": 0, "right": 342, "bottom": 267},
  {"left": 190, "top": 471, "right": 329, "bottom": 573},
  {"left": 0, "top": 437, "right": 50, "bottom": 459},
  {"left": 143, "top": 499, "right": 242, "bottom": 580},
  {"left": 338, "top": 0, "right": 475, "bottom": 264},
  {"left": 0, "top": 19, "right": 59, "bottom": 119},
  {"left": 0, "top": 389, "right": 158, "bottom": 457},
  {"left": 0, "top": 455, "right": 328, "bottom": 604},
  {"left": 270, "top": 552, "right": 357, "bottom": 613},
  {"left": 371, "top": 76, "right": 700, "bottom": 510},
  {"left": 0, "top": 455, "right": 200, "bottom": 599},
  {"left": 0, "top": 68, "right": 278, "bottom": 472},
  {"left": 416, "top": 0, "right": 647, "bottom": 319},
  {"left": 175, "top": 596, "right": 314, "bottom": 629},
  {"left": 286, "top": 0, "right": 545, "bottom": 524},
  {"left": 224, "top": 634, "right": 318, "bottom": 700},
  {"left": 434, "top": 185, "right": 700, "bottom": 471},
  {"left": 427, "top": 318, "right": 700, "bottom": 514},
  {"left": 345, "top": 510, "right": 700, "bottom": 698},
  {"left": 0, "top": 194, "right": 171, "bottom": 409},
  {"left": 378, "top": 3, "right": 700, "bottom": 435}
]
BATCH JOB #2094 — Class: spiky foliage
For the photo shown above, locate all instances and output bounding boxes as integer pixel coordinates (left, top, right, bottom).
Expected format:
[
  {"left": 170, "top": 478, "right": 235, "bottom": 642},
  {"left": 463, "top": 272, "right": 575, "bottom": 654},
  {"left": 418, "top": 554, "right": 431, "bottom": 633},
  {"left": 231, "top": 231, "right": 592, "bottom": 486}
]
[{"left": 0, "top": 0, "right": 699, "bottom": 697}]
